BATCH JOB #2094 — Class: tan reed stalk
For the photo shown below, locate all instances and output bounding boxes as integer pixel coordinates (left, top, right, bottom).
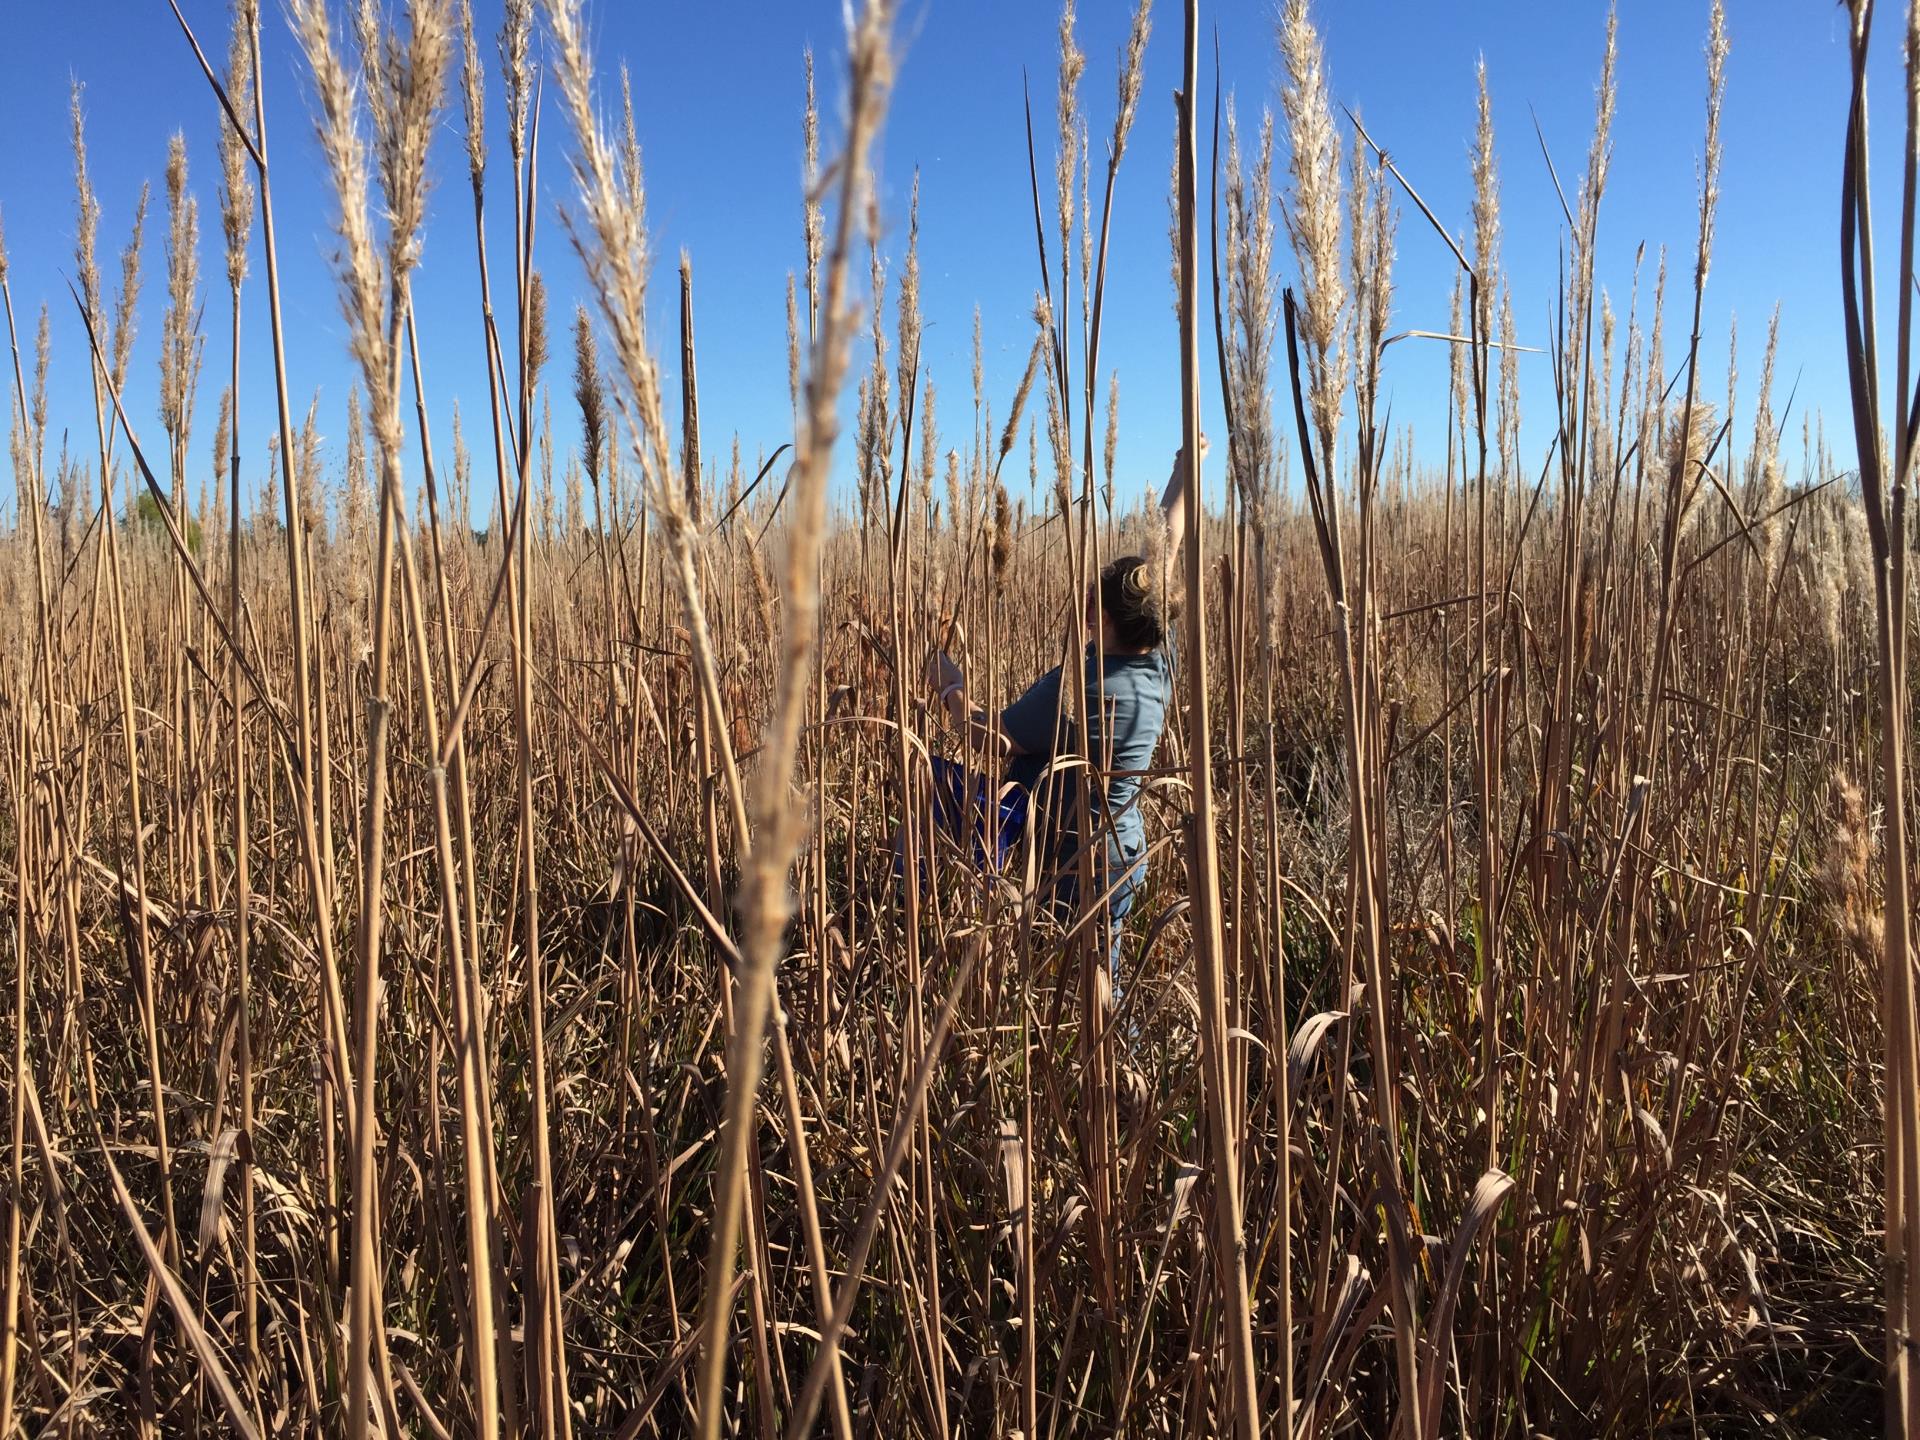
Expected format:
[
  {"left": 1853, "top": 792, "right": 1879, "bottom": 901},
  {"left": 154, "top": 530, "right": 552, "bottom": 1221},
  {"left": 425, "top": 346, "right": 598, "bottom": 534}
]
[
  {"left": 1173, "top": 2, "right": 1260, "bottom": 1433},
  {"left": 1467, "top": 62, "right": 1508, "bottom": 1209},
  {"left": 881, "top": 170, "right": 957, "bottom": 1440},
  {"left": 1076, "top": 47, "right": 1152, "bottom": 1278},
  {"left": 1838, "top": 3, "right": 1920, "bottom": 1431},
  {"left": 1215, "top": 79, "right": 1293, "bottom": 1410},
  {"left": 539, "top": 1, "right": 790, "bottom": 1431},
  {"left": 676, "top": 250, "right": 786, "bottom": 1440},
  {"left": 0, "top": 225, "right": 57, "bottom": 797},
  {"left": 700, "top": 4, "right": 891, "bottom": 1428},
  {"left": 157, "top": 126, "right": 234, "bottom": 1432},
  {"left": 1, "top": 715, "right": 24, "bottom": 1440},
  {"left": 70, "top": 87, "right": 184, "bottom": 1306},
  {"left": 1277, "top": 6, "right": 1424, "bottom": 1414},
  {"left": 1590, "top": 3, "right": 1717, "bottom": 1211},
  {"left": 450, "top": 44, "right": 526, "bottom": 1430},
  {"left": 514, "top": 236, "right": 577, "bottom": 1433},
  {"left": 403, "top": 292, "right": 504, "bottom": 1437},
  {"left": 167, "top": 11, "right": 359, "bottom": 1311},
  {"left": 288, "top": 1, "right": 451, "bottom": 1432},
  {"left": 211, "top": 42, "right": 257, "bottom": 1376}
]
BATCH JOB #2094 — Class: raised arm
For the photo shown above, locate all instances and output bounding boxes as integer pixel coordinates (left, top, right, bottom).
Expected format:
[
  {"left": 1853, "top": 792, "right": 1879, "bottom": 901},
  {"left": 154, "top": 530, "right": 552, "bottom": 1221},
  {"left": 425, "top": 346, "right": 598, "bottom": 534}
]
[{"left": 1158, "top": 437, "right": 1204, "bottom": 593}]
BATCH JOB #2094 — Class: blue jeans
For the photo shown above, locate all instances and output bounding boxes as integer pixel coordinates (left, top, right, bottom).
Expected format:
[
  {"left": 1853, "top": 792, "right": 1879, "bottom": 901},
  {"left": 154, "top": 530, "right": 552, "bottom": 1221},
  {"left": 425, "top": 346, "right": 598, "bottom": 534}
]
[
  {"left": 921, "top": 760, "right": 1145, "bottom": 972},
  {"left": 1050, "top": 848, "right": 1147, "bottom": 974},
  {"left": 927, "top": 756, "right": 1029, "bottom": 869}
]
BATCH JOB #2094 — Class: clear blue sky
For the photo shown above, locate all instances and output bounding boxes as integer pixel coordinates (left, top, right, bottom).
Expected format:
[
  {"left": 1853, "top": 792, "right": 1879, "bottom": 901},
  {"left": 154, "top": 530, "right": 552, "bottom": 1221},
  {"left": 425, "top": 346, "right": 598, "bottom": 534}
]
[{"left": 0, "top": 2, "right": 1896, "bottom": 526}]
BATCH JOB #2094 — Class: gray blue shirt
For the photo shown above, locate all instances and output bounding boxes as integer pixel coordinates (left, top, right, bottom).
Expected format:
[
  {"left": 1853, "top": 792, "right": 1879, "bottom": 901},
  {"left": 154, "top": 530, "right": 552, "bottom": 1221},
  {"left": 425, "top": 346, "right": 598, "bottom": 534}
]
[{"left": 999, "top": 645, "right": 1172, "bottom": 867}]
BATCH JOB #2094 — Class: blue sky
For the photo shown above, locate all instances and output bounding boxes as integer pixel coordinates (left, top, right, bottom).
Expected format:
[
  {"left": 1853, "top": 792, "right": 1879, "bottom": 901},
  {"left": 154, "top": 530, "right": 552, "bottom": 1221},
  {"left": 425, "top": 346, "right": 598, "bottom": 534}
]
[{"left": 0, "top": 2, "right": 1894, "bottom": 527}]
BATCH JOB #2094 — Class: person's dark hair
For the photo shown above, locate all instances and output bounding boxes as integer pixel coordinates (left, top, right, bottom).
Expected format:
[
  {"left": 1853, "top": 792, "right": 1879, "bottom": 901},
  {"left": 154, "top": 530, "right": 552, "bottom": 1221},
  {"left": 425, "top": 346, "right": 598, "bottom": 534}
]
[{"left": 1098, "top": 554, "right": 1165, "bottom": 650}]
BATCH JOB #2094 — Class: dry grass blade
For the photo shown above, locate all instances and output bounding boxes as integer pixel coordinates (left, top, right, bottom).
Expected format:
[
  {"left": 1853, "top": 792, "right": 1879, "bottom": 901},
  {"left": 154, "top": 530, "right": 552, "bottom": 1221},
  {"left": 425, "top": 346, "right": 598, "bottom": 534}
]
[
  {"left": 195, "top": 1127, "right": 248, "bottom": 1263},
  {"left": 1414, "top": 1170, "right": 1515, "bottom": 1433},
  {"left": 96, "top": 1132, "right": 260, "bottom": 1440}
]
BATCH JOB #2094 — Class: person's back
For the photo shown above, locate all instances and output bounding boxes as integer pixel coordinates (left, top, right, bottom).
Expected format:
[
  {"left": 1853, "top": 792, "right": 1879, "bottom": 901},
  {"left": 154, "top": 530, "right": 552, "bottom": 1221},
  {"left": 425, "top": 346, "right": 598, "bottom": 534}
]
[
  {"left": 1086, "top": 646, "right": 1171, "bottom": 870},
  {"left": 1000, "top": 645, "right": 1169, "bottom": 867}
]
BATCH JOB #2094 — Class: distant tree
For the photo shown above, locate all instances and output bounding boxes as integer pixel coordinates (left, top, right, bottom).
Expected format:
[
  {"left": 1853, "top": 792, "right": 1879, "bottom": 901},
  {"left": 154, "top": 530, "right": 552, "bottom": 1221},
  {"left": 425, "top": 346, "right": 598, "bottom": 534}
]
[{"left": 128, "top": 490, "right": 202, "bottom": 555}]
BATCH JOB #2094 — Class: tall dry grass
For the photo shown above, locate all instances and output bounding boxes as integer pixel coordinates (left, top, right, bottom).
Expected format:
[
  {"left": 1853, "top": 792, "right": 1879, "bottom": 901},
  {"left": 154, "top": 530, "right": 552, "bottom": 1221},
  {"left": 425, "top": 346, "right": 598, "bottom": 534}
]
[{"left": 0, "top": 0, "right": 1909, "bottom": 1436}]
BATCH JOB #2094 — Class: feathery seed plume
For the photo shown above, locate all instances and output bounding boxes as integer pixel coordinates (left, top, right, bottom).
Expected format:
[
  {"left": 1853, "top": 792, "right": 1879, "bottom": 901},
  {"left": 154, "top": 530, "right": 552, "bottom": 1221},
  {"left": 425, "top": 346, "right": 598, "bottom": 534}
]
[
  {"left": 1448, "top": 274, "right": 1467, "bottom": 437},
  {"left": 573, "top": 304, "right": 606, "bottom": 488},
  {"left": 500, "top": 0, "right": 533, "bottom": 164},
  {"left": 803, "top": 48, "right": 823, "bottom": 333},
  {"left": 1225, "top": 99, "right": 1280, "bottom": 508},
  {"left": 1078, "top": 117, "right": 1092, "bottom": 316},
  {"left": 1471, "top": 59, "right": 1500, "bottom": 345},
  {"left": 543, "top": 0, "right": 676, "bottom": 504},
  {"left": 998, "top": 326, "right": 1045, "bottom": 468},
  {"left": 32, "top": 304, "right": 48, "bottom": 460},
  {"left": 109, "top": 185, "right": 150, "bottom": 410},
  {"left": 943, "top": 445, "right": 961, "bottom": 537},
  {"left": 290, "top": 0, "right": 396, "bottom": 436},
  {"left": 921, "top": 378, "right": 938, "bottom": 504},
  {"left": 785, "top": 271, "right": 800, "bottom": 416},
  {"left": 1103, "top": 369, "right": 1118, "bottom": 513},
  {"left": 459, "top": 0, "right": 485, "bottom": 187},
  {"left": 1278, "top": 0, "right": 1348, "bottom": 458},
  {"left": 219, "top": 1, "right": 257, "bottom": 290},
  {"left": 343, "top": 385, "right": 370, "bottom": 554},
  {"left": 1695, "top": 1, "right": 1729, "bottom": 292},
  {"left": 1110, "top": 0, "right": 1152, "bottom": 164},
  {"left": 450, "top": 398, "right": 471, "bottom": 529},
  {"left": 160, "top": 134, "right": 204, "bottom": 459},
  {"left": 210, "top": 387, "right": 231, "bottom": 543},
  {"left": 971, "top": 306, "right": 984, "bottom": 453},
  {"left": 991, "top": 482, "right": 1012, "bottom": 588},
  {"left": 295, "top": 391, "right": 323, "bottom": 534},
  {"left": 897, "top": 172, "right": 922, "bottom": 414},
  {"left": 526, "top": 270, "right": 550, "bottom": 382},
  {"left": 1498, "top": 281, "right": 1519, "bottom": 478},
  {"left": 71, "top": 83, "right": 101, "bottom": 332},
  {"left": 1055, "top": 0, "right": 1085, "bottom": 302}
]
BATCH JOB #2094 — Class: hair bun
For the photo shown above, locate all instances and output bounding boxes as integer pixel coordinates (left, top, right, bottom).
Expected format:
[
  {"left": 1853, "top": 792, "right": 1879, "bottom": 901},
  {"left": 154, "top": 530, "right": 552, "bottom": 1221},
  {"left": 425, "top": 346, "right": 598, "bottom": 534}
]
[{"left": 1099, "top": 554, "right": 1165, "bottom": 649}]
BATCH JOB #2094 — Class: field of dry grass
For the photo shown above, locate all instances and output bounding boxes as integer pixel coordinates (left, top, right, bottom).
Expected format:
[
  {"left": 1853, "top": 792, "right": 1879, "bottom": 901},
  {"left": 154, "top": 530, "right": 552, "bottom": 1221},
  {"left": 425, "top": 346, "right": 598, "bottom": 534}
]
[{"left": 2, "top": 0, "right": 1917, "bottom": 1435}]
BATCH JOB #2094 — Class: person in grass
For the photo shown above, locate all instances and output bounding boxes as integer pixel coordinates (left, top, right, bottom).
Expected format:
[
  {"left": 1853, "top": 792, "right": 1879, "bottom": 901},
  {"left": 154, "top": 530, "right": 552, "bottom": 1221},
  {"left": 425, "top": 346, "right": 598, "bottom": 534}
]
[{"left": 924, "top": 443, "right": 1195, "bottom": 978}]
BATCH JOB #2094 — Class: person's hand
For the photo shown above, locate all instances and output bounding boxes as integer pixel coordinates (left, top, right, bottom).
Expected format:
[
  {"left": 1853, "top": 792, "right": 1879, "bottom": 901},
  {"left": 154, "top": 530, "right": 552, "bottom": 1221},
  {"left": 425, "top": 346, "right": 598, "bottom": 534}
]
[{"left": 925, "top": 649, "right": 963, "bottom": 698}]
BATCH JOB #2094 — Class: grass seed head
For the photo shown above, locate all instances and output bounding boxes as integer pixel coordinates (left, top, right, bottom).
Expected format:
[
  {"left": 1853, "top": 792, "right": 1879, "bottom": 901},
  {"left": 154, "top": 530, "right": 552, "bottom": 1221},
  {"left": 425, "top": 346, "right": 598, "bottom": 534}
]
[
  {"left": 573, "top": 304, "right": 606, "bottom": 487},
  {"left": 999, "top": 327, "right": 1045, "bottom": 467},
  {"left": 71, "top": 81, "right": 101, "bottom": 327},
  {"left": 1472, "top": 58, "right": 1500, "bottom": 340},
  {"left": 1110, "top": 0, "right": 1152, "bottom": 165},
  {"left": 160, "top": 134, "right": 203, "bottom": 451},
  {"left": 219, "top": 2, "right": 257, "bottom": 289},
  {"left": 1278, "top": 0, "right": 1348, "bottom": 455},
  {"left": 459, "top": 0, "right": 485, "bottom": 187},
  {"left": 1055, "top": 0, "right": 1085, "bottom": 278}
]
